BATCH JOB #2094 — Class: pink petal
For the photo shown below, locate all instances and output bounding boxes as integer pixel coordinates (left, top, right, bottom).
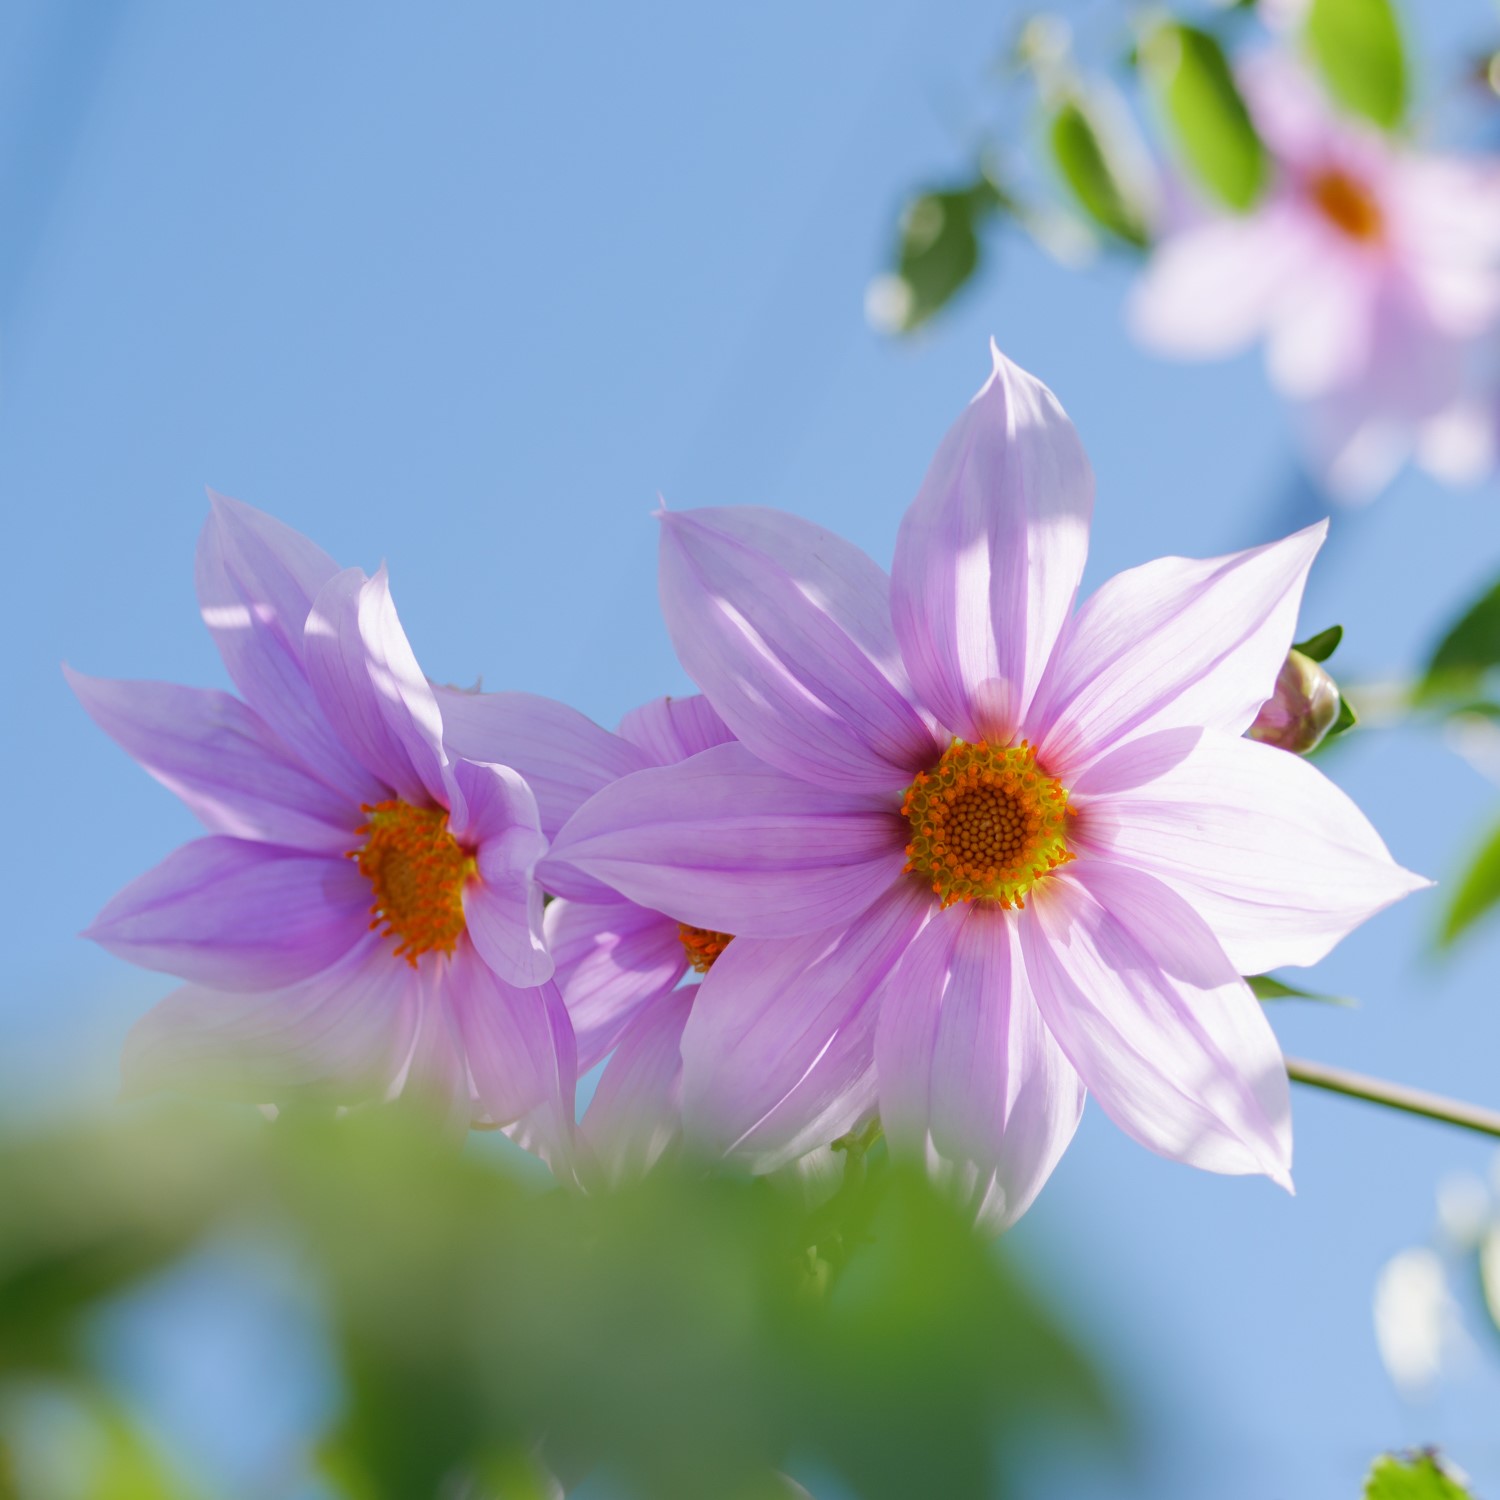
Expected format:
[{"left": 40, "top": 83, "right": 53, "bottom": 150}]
[
  {"left": 433, "top": 685, "right": 650, "bottom": 837},
  {"left": 1021, "top": 863, "right": 1292, "bottom": 1187},
  {"left": 303, "top": 567, "right": 451, "bottom": 808},
  {"left": 545, "top": 897, "right": 687, "bottom": 1070},
  {"left": 65, "top": 668, "right": 357, "bottom": 853},
  {"left": 580, "top": 988, "right": 695, "bottom": 1188},
  {"left": 392, "top": 970, "right": 474, "bottom": 1131},
  {"left": 891, "top": 343, "right": 1094, "bottom": 744},
  {"left": 86, "top": 836, "right": 369, "bottom": 991},
  {"left": 195, "top": 493, "right": 379, "bottom": 805},
  {"left": 616, "top": 693, "right": 735, "bottom": 765},
  {"left": 1265, "top": 254, "right": 1379, "bottom": 400},
  {"left": 450, "top": 758, "right": 551, "bottom": 987},
  {"left": 544, "top": 742, "right": 906, "bottom": 939},
  {"left": 1031, "top": 524, "right": 1326, "bottom": 775},
  {"left": 680, "top": 880, "right": 932, "bottom": 1172},
  {"left": 1076, "top": 729, "right": 1429, "bottom": 972},
  {"left": 122, "top": 933, "right": 417, "bottom": 1103},
  {"left": 875, "top": 903, "right": 1084, "bottom": 1234},
  {"left": 658, "top": 506, "right": 937, "bottom": 794},
  {"left": 449, "top": 944, "right": 578, "bottom": 1148}
]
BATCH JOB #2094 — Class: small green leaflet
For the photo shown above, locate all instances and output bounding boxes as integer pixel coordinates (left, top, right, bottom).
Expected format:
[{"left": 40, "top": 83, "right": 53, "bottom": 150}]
[
  {"left": 1248, "top": 974, "right": 1354, "bottom": 1008},
  {"left": 886, "top": 179, "right": 1003, "bottom": 333},
  {"left": 1438, "top": 817, "right": 1500, "bottom": 950},
  {"left": 1048, "top": 96, "right": 1151, "bottom": 249},
  {"left": 1419, "top": 575, "right": 1500, "bottom": 704},
  {"left": 1364, "top": 1451, "right": 1475, "bottom": 1500},
  {"left": 1293, "top": 624, "right": 1343, "bottom": 663},
  {"left": 1305, "top": 0, "right": 1408, "bottom": 130},
  {"left": 1139, "top": 23, "right": 1266, "bottom": 212}
]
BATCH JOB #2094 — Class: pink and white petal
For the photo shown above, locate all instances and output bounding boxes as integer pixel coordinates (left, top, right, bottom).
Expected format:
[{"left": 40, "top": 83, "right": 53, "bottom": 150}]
[
  {"left": 876, "top": 904, "right": 1084, "bottom": 1235},
  {"left": 303, "top": 567, "right": 450, "bottom": 808},
  {"left": 449, "top": 944, "right": 578, "bottom": 1146},
  {"left": 1021, "top": 864, "right": 1292, "bottom": 1187},
  {"left": 1294, "top": 390, "right": 1410, "bottom": 503},
  {"left": 122, "top": 932, "right": 417, "bottom": 1104},
  {"left": 86, "top": 837, "right": 369, "bottom": 991},
  {"left": 544, "top": 742, "right": 906, "bottom": 939},
  {"left": 546, "top": 897, "right": 688, "bottom": 1070},
  {"left": 617, "top": 693, "right": 735, "bottom": 766},
  {"left": 680, "top": 880, "right": 932, "bottom": 1173},
  {"left": 891, "top": 344, "right": 1094, "bottom": 745},
  {"left": 1417, "top": 395, "right": 1499, "bottom": 488},
  {"left": 659, "top": 506, "right": 937, "bottom": 794},
  {"left": 1265, "top": 255, "right": 1379, "bottom": 399},
  {"left": 391, "top": 971, "right": 474, "bottom": 1131},
  {"left": 580, "top": 988, "right": 695, "bottom": 1188},
  {"left": 1076, "top": 730, "right": 1428, "bottom": 972},
  {"left": 449, "top": 758, "right": 551, "bottom": 987},
  {"left": 433, "top": 686, "right": 650, "bottom": 838},
  {"left": 1031, "top": 523, "right": 1326, "bottom": 775},
  {"left": 195, "top": 493, "right": 379, "bottom": 805},
  {"left": 66, "top": 669, "right": 358, "bottom": 853},
  {"left": 1129, "top": 208, "right": 1308, "bottom": 360}
]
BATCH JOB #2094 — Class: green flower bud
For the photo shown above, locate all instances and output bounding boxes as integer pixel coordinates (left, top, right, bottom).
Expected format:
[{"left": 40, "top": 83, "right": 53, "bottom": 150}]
[{"left": 1247, "top": 648, "right": 1342, "bottom": 755}]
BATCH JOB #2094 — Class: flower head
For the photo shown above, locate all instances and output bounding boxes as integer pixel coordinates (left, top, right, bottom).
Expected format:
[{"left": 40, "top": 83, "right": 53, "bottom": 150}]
[
  {"left": 1130, "top": 52, "right": 1500, "bottom": 499},
  {"left": 550, "top": 343, "right": 1427, "bottom": 1231},
  {"left": 70, "top": 495, "right": 577, "bottom": 1155}
]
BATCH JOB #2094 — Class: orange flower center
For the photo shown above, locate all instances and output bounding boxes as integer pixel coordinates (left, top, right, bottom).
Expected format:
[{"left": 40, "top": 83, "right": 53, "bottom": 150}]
[
  {"left": 902, "top": 739, "right": 1074, "bottom": 910},
  {"left": 349, "top": 800, "right": 477, "bottom": 966},
  {"left": 1309, "top": 168, "right": 1384, "bottom": 243},
  {"left": 678, "top": 924, "right": 734, "bottom": 973}
]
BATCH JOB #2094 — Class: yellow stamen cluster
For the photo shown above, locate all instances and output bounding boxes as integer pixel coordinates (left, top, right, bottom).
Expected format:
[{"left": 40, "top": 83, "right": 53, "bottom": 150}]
[
  {"left": 901, "top": 739, "right": 1074, "bottom": 910},
  {"left": 1309, "top": 168, "right": 1384, "bottom": 243},
  {"left": 678, "top": 924, "right": 734, "bottom": 973},
  {"left": 349, "top": 800, "right": 477, "bottom": 966}
]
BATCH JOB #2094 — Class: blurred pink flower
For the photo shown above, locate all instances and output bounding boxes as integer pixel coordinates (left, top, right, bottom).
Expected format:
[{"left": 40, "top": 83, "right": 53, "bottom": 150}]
[
  {"left": 71, "top": 496, "right": 576, "bottom": 1155},
  {"left": 1131, "top": 53, "right": 1500, "bottom": 500},
  {"left": 551, "top": 344, "right": 1427, "bottom": 1232}
]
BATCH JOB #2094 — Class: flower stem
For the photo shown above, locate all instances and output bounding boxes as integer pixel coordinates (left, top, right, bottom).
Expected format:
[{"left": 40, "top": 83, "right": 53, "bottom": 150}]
[{"left": 1285, "top": 1054, "right": 1500, "bottom": 1139}]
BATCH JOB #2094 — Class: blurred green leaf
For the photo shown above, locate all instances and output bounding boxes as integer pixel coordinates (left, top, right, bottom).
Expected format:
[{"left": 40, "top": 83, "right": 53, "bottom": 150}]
[
  {"left": 1294, "top": 624, "right": 1343, "bottom": 663},
  {"left": 1248, "top": 974, "right": 1354, "bottom": 1006},
  {"left": 882, "top": 179, "right": 1003, "bottom": 333},
  {"left": 1438, "top": 817, "right": 1500, "bottom": 949},
  {"left": 1305, "top": 0, "right": 1407, "bottom": 130},
  {"left": 1048, "top": 96, "right": 1151, "bottom": 248},
  {"left": 1419, "top": 577, "right": 1500, "bottom": 704},
  {"left": 1365, "top": 1451, "right": 1475, "bottom": 1499},
  {"left": 1140, "top": 23, "right": 1266, "bottom": 211}
]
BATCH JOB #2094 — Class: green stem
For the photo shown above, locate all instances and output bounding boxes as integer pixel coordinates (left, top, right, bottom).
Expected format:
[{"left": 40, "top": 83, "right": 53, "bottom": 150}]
[{"left": 1285, "top": 1054, "right": 1500, "bottom": 1139}]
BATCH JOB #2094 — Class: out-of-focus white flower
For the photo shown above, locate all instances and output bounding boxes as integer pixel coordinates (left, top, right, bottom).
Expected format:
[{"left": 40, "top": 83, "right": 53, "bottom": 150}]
[{"left": 1374, "top": 1247, "right": 1466, "bottom": 1395}]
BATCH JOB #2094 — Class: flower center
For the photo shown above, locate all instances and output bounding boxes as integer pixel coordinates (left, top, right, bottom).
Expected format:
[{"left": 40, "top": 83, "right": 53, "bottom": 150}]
[
  {"left": 678, "top": 924, "right": 733, "bottom": 973},
  {"left": 902, "top": 739, "right": 1074, "bottom": 910},
  {"left": 350, "top": 800, "right": 477, "bottom": 966},
  {"left": 1308, "top": 168, "right": 1384, "bottom": 243}
]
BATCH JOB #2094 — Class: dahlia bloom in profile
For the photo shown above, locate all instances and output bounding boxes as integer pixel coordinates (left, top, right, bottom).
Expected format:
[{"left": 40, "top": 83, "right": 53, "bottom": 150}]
[
  {"left": 551, "top": 343, "right": 1426, "bottom": 1232},
  {"left": 1130, "top": 52, "right": 1500, "bottom": 500},
  {"left": 69, "top": 496, "right": 576, "bottom": 1151}
]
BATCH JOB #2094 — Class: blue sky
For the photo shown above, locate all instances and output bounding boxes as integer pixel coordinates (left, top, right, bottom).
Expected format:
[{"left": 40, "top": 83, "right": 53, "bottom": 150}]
[{"left": 5, "top": 1, "right": 1500, "bottom": 1495}]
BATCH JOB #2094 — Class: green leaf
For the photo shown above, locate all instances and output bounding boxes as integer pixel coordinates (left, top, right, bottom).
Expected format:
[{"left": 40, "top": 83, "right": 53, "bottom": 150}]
[
  {"left": 1364, "top": 1451, "right": 1474, "bottom": 1500},
  {"left": 1328, "top": 694, "right": 1357, "bottom": 738},
  {"left": 1305, "top": 0, "right": 1408, "bottom": 130},
  {"left": 1420, "top": 577, "right": 1500, "bottom": 703},
  {"left": 883, "top": 180, "right": 1003, "bottom": 333},
  {"left": 1294, "top": 624, "right": 1343, "bottom": 663},
  {"left": 1248, "top": 974, "right": 1355, "bottom": 1007},
  {"left": 1048, "top": 97, "right": 1151, "bottom": 248},
  {"left": 1439, "top": 818, "right": 1500, "bottom": 949},
  {"left": 1140, "top": 23, "right": 1266, "bottom": 211}
]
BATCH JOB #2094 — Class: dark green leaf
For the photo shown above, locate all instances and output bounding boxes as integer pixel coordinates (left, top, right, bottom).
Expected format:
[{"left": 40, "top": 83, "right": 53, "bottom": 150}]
[
  {"left": 1420, "top": 577, "right": 1500, "bottom": 703},
  {"left": 884, "top": 180, "right": 1003, "bottom": 333},
  {"left": 1248, "top": 974, "right": 1355, "bottom": 1007},
  {"left": 1294, "top": 624, "right": 1343, "bottom": 662},
  {"left": 1140, "top": 24, "right": 1266, "bottom": 211},
  {"left": 1048, "top": 97, "right": 1151, "bottom": 248},
  {"left": 1365, "top": 1451, "right": 1475, "bottom": 1500},
  {"left": 1305, "top": 0, "right": 1408, "bottom": 130},
  {"left": 1439, "top": 818, "right": 1500, "bottom": 949}
]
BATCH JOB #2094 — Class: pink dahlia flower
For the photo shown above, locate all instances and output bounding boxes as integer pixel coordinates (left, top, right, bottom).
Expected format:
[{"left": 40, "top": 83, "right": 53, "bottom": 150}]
[
  {"left": 70, "top": 496, "right": 577, "bottom": 1150},
  {"left": 550, "top": 344, "right": 1426, "bottom": 1232},
  {"left": 1130, "top": 53, "right": 1500, "bottom": 500}
]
